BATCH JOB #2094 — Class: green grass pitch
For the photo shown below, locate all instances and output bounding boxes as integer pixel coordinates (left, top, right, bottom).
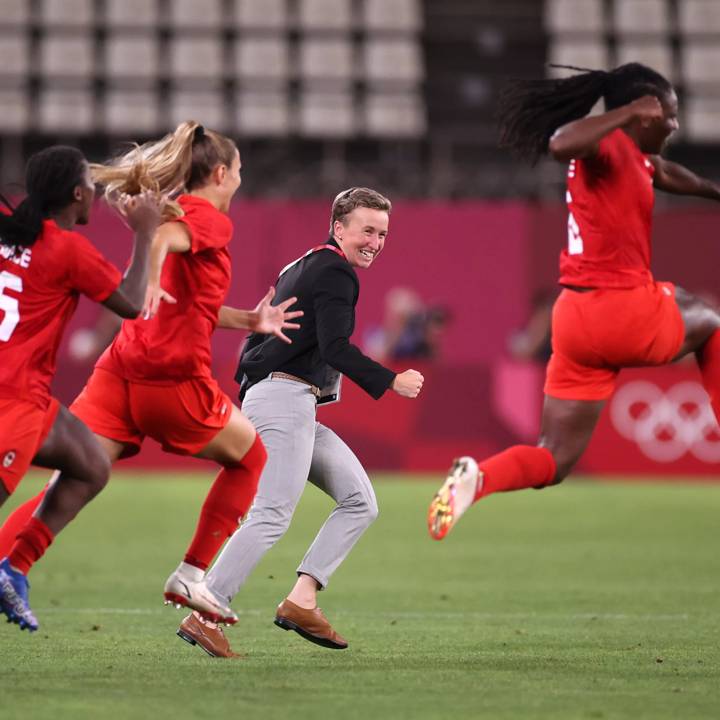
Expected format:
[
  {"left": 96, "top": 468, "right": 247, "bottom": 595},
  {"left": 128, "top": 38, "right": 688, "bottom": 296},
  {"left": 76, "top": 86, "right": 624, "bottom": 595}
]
[{"left": 1, "top": 472, "right": 719, "bottom": 720}]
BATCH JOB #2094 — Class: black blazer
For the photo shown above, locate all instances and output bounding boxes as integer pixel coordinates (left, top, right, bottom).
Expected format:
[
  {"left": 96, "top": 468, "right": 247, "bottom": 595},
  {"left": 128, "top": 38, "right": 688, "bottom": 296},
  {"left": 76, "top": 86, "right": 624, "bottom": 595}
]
[{"left": 237, "top": 238, "right": 396, "bottom": 400}]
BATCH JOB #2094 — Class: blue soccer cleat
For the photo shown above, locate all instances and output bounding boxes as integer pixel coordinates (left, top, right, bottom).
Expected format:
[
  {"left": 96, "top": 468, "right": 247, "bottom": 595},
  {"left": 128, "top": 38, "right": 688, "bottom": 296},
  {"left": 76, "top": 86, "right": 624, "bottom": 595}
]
[{"left": 0, "top": 557, "right": 38, "bottom": 632}]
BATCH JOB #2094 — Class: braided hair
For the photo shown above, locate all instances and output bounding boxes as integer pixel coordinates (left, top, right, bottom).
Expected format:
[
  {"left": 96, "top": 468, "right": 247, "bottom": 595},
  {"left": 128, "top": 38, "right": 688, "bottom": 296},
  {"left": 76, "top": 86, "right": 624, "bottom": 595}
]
[
  {"left": 0, "top": 145, "right": 87, "bottom": 248},
  {"left": 497, "top": 63, "right": 673, "bottom": 164}
]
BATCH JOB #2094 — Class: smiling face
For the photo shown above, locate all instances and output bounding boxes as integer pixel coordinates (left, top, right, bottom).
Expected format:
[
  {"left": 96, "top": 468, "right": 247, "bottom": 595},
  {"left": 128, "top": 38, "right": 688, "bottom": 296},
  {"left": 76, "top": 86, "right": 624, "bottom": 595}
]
[
  {"left": 333, "top": 206, "right": 389, "bottom": 269},
  {"left": 639, "top": 89, "right": 680, "bottom": 154}
]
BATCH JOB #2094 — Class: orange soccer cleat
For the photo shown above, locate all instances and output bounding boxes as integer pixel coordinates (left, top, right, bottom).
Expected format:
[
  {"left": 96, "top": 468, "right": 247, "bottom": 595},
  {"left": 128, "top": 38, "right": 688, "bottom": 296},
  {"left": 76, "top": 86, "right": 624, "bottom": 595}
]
[{"left": 427, "top": 457, "right": 482, "bottom": 540}]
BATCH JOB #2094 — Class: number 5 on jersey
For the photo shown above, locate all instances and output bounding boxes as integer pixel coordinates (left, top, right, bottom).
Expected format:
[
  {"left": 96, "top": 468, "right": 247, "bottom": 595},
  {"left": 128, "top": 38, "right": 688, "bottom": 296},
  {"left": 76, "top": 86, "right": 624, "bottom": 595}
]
[{"left": 0, "top": 270, "right": 22, "bottom": 341}]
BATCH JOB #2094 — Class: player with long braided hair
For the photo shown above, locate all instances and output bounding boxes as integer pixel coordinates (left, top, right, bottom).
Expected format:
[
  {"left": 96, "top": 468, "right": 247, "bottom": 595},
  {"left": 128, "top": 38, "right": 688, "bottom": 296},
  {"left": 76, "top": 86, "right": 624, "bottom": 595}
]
[
  {"left": 428, "top": 63, "right": 720, "bottom": 538},
  {"left": 0, "top": 145, "right": 163, "bottom": 630}
]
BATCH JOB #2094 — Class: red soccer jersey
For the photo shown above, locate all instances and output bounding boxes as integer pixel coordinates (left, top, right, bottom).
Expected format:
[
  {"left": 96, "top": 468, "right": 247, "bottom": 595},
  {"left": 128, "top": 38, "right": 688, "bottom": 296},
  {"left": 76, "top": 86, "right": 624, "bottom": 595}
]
[
  {"left": 559, "top": 128, "right": 656, "bottom": 289},
  {"left": 0, "top": 220, "right": 122, "bottom": 409},
  {"left": 98, "top": 194, "right": 233, "bottom": 383}
]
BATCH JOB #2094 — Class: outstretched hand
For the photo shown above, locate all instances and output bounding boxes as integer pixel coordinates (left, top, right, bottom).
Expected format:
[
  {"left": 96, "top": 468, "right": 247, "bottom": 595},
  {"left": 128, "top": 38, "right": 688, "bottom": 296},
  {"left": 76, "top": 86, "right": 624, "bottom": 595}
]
[
  {"left": 254, "top": 286, "right": 304, "bottom": 344},
  {"left": 142, "top": 283, "right": 177, "bottom": 320}
]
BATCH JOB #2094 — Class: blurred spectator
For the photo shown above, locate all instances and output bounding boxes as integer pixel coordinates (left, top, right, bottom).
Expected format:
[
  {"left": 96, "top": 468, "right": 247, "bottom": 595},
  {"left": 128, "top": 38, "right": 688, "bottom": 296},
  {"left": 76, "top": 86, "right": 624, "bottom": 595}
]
[
  {"left": 364, "top": 286, "right": 450, "bottom": 362},
  {"left": 507, "top": 289, "right": 556, "bottom": 363}
]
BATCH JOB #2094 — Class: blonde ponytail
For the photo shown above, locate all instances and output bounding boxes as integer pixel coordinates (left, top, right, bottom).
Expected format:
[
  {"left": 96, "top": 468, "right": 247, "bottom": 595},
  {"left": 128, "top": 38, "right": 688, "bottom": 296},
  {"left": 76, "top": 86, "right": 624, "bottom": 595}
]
[{"left": 92, "top": 121, "right": 236, "bottom": 220}]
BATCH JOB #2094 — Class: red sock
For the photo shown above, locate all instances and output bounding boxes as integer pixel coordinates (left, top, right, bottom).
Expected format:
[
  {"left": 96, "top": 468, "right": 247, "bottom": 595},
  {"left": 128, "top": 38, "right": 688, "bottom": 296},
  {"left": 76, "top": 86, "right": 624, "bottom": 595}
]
[
  {"left": 476, "top": 445, "right": 556, "bottom": 501},
  {"left": 698, "top": 329, "right": 720, "bottom": 423},
  {"left": 183, "top": 433, "right": 267, "bottom": 571},
  {"left": 0, "top": 488, "right": 47, "bottom": 557},
  {"left": 7, "top": 517, "right": 54, "bottom": 575}
]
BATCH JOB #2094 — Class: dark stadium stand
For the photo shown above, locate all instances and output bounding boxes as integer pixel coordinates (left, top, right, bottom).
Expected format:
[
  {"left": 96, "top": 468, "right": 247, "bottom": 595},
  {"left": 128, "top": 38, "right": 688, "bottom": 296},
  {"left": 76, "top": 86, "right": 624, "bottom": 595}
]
[{"left": 0, "top": 0, "right": 719, "bottom": 197}]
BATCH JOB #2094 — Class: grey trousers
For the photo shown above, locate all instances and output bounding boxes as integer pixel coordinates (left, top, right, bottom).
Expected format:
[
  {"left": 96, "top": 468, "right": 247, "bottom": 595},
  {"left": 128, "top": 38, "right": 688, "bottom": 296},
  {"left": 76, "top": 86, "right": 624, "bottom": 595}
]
[{"left": 206, "top": 375, "right": 379, "bottom": 605}]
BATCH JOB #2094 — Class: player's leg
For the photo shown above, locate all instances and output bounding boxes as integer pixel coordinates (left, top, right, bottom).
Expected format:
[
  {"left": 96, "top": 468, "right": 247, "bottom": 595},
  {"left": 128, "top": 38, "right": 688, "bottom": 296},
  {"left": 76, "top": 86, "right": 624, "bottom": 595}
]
[
  {"left": 150, "top": 377, "right": 310, "bottom": 627},
  {"left": 0, "top": 399, "right": 53, "bottom": 511},
  {"left": 0, "top": 432, "right": 125, "bottom": 558},
  {"left": 183, "top": 404, "right": 265, "bottom": 571},
  {"left": 0, "top": 401, "right": 53, "bottom": 625},
  {"left": 0, "top": 492, "right": 41, "bottom": 556},
  {"left": 0, "top": 409, "right": 125, "bottom": 631},
  {"left": 202, "top": 379, "right": 317, "bottom": 609},
  {"left": 139, "top": 375, "right": 269, "bottom": 622},
  {"left": 428, "top": 395, "right": 605, "bottom": 540},
  {"left": 429, "top": 287, "right": 617, "bottom": 540},
  {"left": 29, "top": 420, "right": 126, "bottom": 536},
  {"left": 672, "top": 287, "right": 720, "bottom": 421},
  {"left": 0, "top": 368, "right": 138, "bottom": 556},
  {"left": 163, "top": 404, "right": 267, "bottom": 623}
]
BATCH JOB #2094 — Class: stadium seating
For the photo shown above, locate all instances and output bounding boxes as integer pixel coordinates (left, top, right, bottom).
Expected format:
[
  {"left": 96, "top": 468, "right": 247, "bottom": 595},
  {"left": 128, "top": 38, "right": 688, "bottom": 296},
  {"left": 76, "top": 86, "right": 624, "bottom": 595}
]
[
  {"left": 38, "top": 0, "right": 94, "bottom": 28},
  {"left": 104, "top": 89, "right": 161, "bottom": 134},
  {"left": 234, "top": 37, "right": 290, "bottom": 83},
  {"left": 104, "top": 32, "right": 159, "bottom": 84},
  {"left": 235, "top": 89, "right": 291, "bottom": 136},
  {"left": 104, "top": 0, "right": 159, "bottom": 28},
  {"left": 0, "top": 88, "right": 29, "bottom": 132},
  {"left": 168, "top": 88, "right": 228, "bottom": 131},
  {"left": 168, "top": 0, "right": 223, "bottom": 30},
  {"left": 298, "top": 89, "right": 355, "bottom": 138},
  {"left": 612, "top": 0, "right": 670, "bottom": 35},
  {"left": 297, "top": 0, "right": 353, "bottom": 32},
  {"left": 37, "top": 86, "right": 94, "bottom": 132},
  {"left": 234, "top": 0, "right": 288, "bottom": 30},
  {"left": 0, "top": 0, "right": 718, "bottom": 194},
  {"left": 545, "top": 0, "right": 720, "bottom": 141},
  {"left": 0, "top": 0, "right": 29, "bottom": 27}
]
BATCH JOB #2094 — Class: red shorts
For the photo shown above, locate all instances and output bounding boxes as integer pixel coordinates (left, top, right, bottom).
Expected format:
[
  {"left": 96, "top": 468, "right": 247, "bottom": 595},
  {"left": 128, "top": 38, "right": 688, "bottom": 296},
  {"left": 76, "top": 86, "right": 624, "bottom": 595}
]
[
  {"left": 0, "top": 397, "right": 60, "bottom": 494},
  {"left": 71, "top": 368, "right": 233, "bottom": 459},
  {"left": 545, "top": 282, "right": 685, "bottom": 401}
]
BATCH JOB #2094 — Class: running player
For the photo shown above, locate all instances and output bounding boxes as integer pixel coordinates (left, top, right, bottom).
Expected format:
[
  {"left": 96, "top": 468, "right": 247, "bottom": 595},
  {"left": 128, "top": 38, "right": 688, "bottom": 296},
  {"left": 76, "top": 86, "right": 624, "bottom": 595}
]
[
  {"left": 0, "top": 145, "right": 163, "bottom": 630},
  {"left": 428, "top": 63, "right": 720, "bottom": 539},
  {"left": 0, "top": 123, "right": 302, "bottom": 628}
]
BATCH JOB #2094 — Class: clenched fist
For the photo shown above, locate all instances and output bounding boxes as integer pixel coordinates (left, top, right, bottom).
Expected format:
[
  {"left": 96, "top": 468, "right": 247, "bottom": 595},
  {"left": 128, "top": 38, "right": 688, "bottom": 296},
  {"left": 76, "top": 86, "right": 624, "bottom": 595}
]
[{"left": 392, "top": 369, "right": 424, "bottom": 398}]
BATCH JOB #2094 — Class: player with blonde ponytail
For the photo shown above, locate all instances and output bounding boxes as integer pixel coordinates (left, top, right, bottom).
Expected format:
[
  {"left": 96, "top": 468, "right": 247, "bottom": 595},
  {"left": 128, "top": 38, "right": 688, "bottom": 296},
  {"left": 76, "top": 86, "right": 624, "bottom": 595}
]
[{"left": 0, "top": 123, "right": 303, "bottom": 648}]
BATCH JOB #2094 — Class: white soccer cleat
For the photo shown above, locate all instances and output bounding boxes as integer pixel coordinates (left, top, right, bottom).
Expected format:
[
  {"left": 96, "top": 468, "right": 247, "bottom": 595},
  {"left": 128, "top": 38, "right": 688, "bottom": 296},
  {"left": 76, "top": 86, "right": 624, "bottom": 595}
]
[
  {"left": 163, "top": 564, "right": 238, "bottom": 625},
  {"left": 427, "top": 457, "right": 482, "bottom": 541}
]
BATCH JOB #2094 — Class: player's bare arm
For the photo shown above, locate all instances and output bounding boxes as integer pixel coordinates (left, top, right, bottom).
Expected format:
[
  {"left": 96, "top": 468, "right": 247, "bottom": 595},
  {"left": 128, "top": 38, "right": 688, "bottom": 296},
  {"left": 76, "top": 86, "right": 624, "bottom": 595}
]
[
  {"left": 141, "top": 221, "right": 189, "bottom": 318},
  {"left": 217, "top": 287, "right": 303, "bottom": 344},
  {"left": 103, "top": 191, "right": 164, "bottom": 319},
  {"left": 549, "top": 96, "right": 662, "bottom": 162},
  {"left": 649, "top": 156, "right": 720, "bottom": 200}
]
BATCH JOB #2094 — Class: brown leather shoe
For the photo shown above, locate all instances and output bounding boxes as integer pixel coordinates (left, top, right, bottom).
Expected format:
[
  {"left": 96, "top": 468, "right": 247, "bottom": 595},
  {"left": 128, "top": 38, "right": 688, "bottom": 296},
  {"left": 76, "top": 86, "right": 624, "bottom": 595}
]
[
  {"left": 177, "top": 612, "right": 243, "bottom": 658},
  {"left": 274, "top": 598, "right": 348, "bottom": 649}
]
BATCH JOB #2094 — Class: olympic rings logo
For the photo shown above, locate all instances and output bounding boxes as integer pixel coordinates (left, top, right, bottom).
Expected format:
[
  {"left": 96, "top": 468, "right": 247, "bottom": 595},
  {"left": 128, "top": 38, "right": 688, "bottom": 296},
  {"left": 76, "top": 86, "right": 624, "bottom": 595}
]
[{"left": 609, "top": 381, "right": 720, "bottom": 463}]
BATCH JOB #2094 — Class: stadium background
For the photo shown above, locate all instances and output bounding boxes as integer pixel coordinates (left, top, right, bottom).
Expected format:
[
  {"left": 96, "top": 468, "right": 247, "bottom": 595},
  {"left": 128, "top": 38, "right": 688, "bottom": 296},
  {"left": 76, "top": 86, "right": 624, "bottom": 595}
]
[{"left": 2, "top": 0, "right": 717, "bottom": 475}]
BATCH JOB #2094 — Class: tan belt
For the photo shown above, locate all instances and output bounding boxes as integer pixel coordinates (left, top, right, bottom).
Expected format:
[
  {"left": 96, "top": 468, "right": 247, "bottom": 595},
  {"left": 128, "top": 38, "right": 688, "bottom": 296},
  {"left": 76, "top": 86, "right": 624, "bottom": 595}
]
[{"left": 270, "top": 372, "right": 321, "bottom": 398}]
